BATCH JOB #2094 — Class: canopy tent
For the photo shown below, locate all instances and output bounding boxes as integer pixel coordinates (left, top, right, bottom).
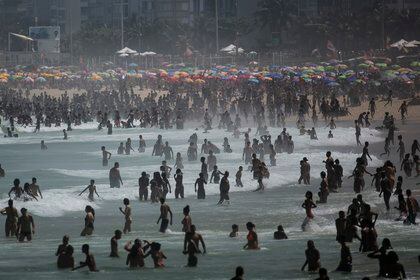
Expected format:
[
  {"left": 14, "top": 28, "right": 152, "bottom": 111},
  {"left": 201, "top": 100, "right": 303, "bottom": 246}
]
[
  {"left": 389, "top": 39, "right": 418, "bottom": 50},
  {"left": 408, "top": 40, "right": 420, "bottom": 45},
  {"left": 220, "top": 44, "right": 244, "bottom": 54},
  {"left": 139, "top": 51, "right": 157, "bottom": 56},
  {"left": 390, "top": 39, "right": 408, "bottom": 48},
  {"left": 116, "top": 47, "right": 138, "bottom": 55}
]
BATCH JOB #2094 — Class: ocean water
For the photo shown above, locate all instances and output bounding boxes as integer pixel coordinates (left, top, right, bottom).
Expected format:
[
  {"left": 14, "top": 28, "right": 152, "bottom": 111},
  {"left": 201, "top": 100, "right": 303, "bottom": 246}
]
[{"left": 0, "top": 122, "right": 419, "bottom": 280}]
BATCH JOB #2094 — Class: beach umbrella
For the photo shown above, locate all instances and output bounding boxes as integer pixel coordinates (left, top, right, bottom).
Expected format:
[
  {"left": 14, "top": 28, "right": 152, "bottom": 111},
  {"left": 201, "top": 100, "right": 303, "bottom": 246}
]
[
  {"left": 0, "top": 78, "right": 7, "bottom": 83},
  {"left": 398, "top": 68, "right": 413, "bottom": 73},
  {"left": 128, "top": 63, "right": 138, "bottom": 67},
  {"left": 336, "top": 64, "right": 348, "bottom": 69},
  {"left": 327, "top": 82, "right": 340, "bottom": 87},
  {"left": 36, "top": 77, "right": 47, "bottom": 83},
  {"left": 248, "top": 78, "right": 259, "bottom": 84},
  {"left": 375, "top": 63, "right": 387, "bottom": 68},
  {"left": 24, "top": 77, "right": 34, "bottom": 83},
  {"left": 409, "top": 61, "right": 420, "bottom": 67}
]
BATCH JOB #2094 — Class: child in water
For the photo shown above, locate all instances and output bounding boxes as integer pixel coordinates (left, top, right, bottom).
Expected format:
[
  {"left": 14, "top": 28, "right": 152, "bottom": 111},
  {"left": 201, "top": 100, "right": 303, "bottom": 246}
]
[{"left": 229, "top": 224, "right": 239, "bottom": 237}]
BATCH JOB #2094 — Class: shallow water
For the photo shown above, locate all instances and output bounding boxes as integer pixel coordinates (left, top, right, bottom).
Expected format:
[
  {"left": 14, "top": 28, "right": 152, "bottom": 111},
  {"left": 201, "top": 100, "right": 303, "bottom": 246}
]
[{"left": 0, "top": 122, "right": 419, "bottom": 279}]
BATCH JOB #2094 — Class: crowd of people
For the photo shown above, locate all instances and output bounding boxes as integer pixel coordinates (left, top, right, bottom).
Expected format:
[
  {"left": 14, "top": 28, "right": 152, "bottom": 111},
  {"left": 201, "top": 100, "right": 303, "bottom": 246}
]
[{"left": 1, "top": 67, "right": 419, "bottom": 279}]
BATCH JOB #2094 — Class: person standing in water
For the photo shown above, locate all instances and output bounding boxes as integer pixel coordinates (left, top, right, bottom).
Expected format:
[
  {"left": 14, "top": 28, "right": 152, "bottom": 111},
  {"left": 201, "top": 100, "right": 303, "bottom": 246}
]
[
  {"left": 28, "top": 177, "right": 43, "bottom": 199},
  {"left": 200, "top": 157, "right": 208, "bottom": 182},
  {"left": 101, "top": 146, "right": 111, "bottom": 167},
  {"left": 56, "top": 235, "right": 70, "bottom": 256},
  {"left": 109, "top": 230, "right": 122, "bottom": 258},
  {"left": 301, "top": 240, "right": 321, "bottom": 272},
  {"left": 335, "top": 235, "right": 352, "bottom": 272},
  {"left": 317, "top": 171, "right": 329, "bottom": 204},
  {"left": 355, "top": 120, "right": 361, "bottom": 146},
  {"left": 152, "top": 135, "right": 164, "bottom": 156},
  {"left": 274, "top": 225, "right": 288, "bottom": 240},
  {"left": 81, "top": 205, "right": 95, "bottom": 236},
  {"left": 181, "top": 205, "right": 192, "bottom": 233},
  {"left": 63, "top": 129, "right": 68, "bottom": 140},
  {"left": 243, "top": 222, "right": 259, "bottom": 250},
  {"left": 235, "top": 166, "right": 243, "bottom": 187},
  {"left": 106, "top": 120, "right": 113, "bottom": 135},
  {"left": 73, "top": 244, "right": 98, "bottom": 272},
  {"left": 174, "top": 169, "right": 184, "bottom": 199},
  {"left": 79, "top": 179, "right": 100, "bottom": 201},
  {"left": 119, "top": 198, "right": 132, "bottom": 234},
  {"left": 138, "top": 172, "right": 149, "bottom": 201},
  {"left": 0, "top": 164, "right": 5, "bottom": 178},
  {"left": 125, "top": 138, "right": 134, "bottom": 155},
  {"left": 183, "top": 224, "right": 206, "bottom": 267},
  {"left": 1, "top": 199, "right": 18, "bottom": 237},
  {"left": 157, "top": 198, "right": 173, "bottom": 233},
  {"left": 174, "top": 152, "right": 184, "bottom": 170},
  {"left": 17, "top": 208, "right": 35, "bottom": 242},
  {"left": 231, "top": 266, "right": 244, "bottom": 280},
  {"left": 397, "top": 135, "right": 405, "bottom": 162},
  {"left": 302, "top": 191, "right": 316, "bottom": 231},
  {"left": 138, "top": 135, "right": 146, "bottom": 152},
  {"left": 109, "top": 162, "right": 123, "bottom": 188},
  {"left": 405, "top": 189, "right": 419, "bottom": 225},
  {"left": 163, "top": 141, "right": 174, "bottom": 161},
  {"left": 8, "top": 178, "right": 23, "bottom": 199},
  {"left": 195, "top": 172, "right": 207, "bottom": 199},
  {"left": 41, "top": 140, "right": 48, "bottom": 150},
  {"left": 187, "top": 142, "right": 197, "bottom": 161},
  {"left": 218, "top": 171, "right": 230, "bottom": 205}
]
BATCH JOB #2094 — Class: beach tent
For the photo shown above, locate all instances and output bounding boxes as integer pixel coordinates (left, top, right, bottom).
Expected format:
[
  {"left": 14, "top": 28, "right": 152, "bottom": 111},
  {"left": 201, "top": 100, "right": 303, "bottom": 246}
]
[
  {"left": 220, "top": 44, "right": 244, "bottom": 54},
  {"left": 116, "top": 47, "right": 138, "bottom": 55},
  {"left": 390, "top": 39, "right": 408, "bottom": 48},
  {"left": 140, "top": 51, "right": 157, "bottom": 56}
]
